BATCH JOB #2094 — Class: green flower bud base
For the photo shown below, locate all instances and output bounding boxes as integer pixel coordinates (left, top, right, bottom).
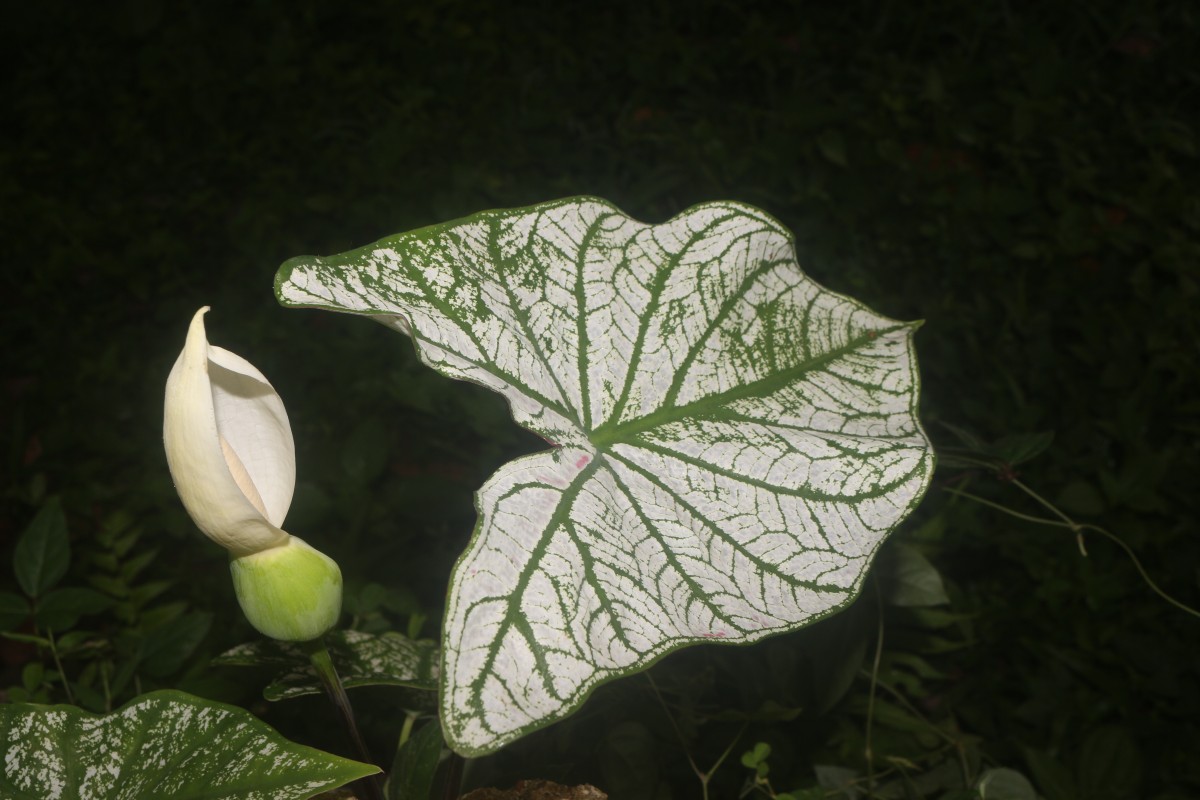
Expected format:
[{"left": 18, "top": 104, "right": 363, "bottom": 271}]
[{"left": 230, "top": 536, "right": 343, "bottom": 641}]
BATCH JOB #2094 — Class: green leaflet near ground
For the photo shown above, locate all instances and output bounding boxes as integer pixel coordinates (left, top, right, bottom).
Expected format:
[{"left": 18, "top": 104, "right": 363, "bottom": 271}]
[
  {"left": 0, "top": 690, "right": 378, "bottom": 799},
  {"left": 276, "top": 197, "right": 934, "bottom": 756}
]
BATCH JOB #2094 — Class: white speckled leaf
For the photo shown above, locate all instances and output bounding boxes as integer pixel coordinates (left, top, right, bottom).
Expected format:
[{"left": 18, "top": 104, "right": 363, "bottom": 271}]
[
  {"left": 214, "top": 630, "right": 438, "bottom": 700},
  {"left": 0, "top": 689, "right": 378, "bottom": 799},
  {"left": 275, "top": 197, "right": 934, "bottom": 756}
]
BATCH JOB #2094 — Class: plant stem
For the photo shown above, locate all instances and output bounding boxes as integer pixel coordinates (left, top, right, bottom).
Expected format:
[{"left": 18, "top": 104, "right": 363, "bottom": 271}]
[
  {"left": 705, "top": 722, "right": 748, "bottom": 783},
  {"left": 864, "top": 669, "right": 974, "bottom": 784},
  {"left": 645, "top": 674, "right": 703, "bottom": 792},
  {"left": 864, "top": 580, "right": 884, "bottom": 800},
  {"left": 441, "top": 751, "right": 465, "bottom": 800},
  {"left": 304, "top": 637, "right": 386, "bottom": 800},
  {"left": 101, "top": 659, "right": 112, "bottom": 713},
  {"left": 46, "top": 629, "right": 75, "bottom": 706},
  {"left": 943, "top": 485, "right": 1200, "bottom": 619},
  {"left": 1009, "top": 478, "right": 1089, "bottom": 555},
  {"left": 646, "top": 672, "right": 743, "bottom": 800}
]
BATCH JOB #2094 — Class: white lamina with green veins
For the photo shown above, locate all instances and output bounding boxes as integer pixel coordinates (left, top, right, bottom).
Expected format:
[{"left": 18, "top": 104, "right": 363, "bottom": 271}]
[
  {"left": 277, "top": 197, "right": 934, "bottom": 756},
  {"left": 0, "top": 691, "right": 376, "bottom": 798}
]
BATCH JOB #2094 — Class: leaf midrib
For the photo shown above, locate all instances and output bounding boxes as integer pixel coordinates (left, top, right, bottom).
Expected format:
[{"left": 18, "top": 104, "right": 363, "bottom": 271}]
[{"left": 590, "top": 324, "right": 913, "bottom": 448}]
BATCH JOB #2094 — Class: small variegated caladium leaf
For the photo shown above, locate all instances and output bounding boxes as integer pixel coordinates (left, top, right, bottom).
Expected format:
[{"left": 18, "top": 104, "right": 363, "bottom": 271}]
[
  {"left": 276, "top": 197, "right": 934, "bottom": 756},
  {"left": 213, "top": 629, "right": 438, "bottom": 700},
  {"left": 0, "top": 689, "right": 378, "bottom": 799}
]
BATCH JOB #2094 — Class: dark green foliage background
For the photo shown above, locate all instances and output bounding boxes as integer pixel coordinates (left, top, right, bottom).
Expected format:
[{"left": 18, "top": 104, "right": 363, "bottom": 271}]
[{"left": 3, "top": 2, "right": 1197, "bottom": 798}]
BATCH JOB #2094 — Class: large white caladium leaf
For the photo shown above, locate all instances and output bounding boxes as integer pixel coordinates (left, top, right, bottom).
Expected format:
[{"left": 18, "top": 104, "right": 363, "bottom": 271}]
[{"left": 276, "top": 197, "right": 934, "bottom": 756}]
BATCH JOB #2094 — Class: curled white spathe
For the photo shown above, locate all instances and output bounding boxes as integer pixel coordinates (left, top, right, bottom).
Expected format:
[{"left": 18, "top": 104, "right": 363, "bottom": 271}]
[{"left": 163, "top": 306, "right": 295, "bottom": 557}]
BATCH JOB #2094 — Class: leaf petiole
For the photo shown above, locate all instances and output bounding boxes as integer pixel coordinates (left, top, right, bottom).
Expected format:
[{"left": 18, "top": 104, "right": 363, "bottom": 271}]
[
  {"left": 304, "top": 636, "right": 386, "bottom": 800},
  {"left": 46, "top": 629, "right": 75, "bottom": 706}
]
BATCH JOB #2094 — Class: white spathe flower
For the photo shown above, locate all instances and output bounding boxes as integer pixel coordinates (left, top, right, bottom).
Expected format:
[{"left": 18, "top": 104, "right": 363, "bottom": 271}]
[
  {"left": 164, "top": 306, "right": 340, "bottom": 641},
  {"left": 164, "top": 306, "right": 294, "bottom": 556}
]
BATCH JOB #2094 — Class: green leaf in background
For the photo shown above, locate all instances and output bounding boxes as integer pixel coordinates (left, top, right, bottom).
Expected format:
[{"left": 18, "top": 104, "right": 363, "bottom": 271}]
[
  {"left": 1021, "top": 747, "right": 1076, "bottom": 800},
  {"left": 935, "top": 426, "right": 1054, "bottom": 472},
  {"left": 816, "top": 129, "right": 849, "bottom": 167},
  {"left": 741, "top": 741, "right": 772, "bottom": 778},
  {"left": 990, "top": 430, "right": 1054, "bottom": 467},
  {"left": 599, "top": 720, "right": 662, "bottom": 799},
  {"left": 141, "top": 610, "right": 213, "bottom": 677},
  {"left": 1, "top": 632, "right": 51, "bottom": 648},
  {"left": 976, "top": 768, "right": 1037, "bottom": 800},
  {"left": 0, "top": 592, "right": 31, "bottom": 631},
  {"left": 804, "top": 600, "right": 872, "bottom": 714},
  {"left": 13, "top": 498, "right": 69, "bottom": 598},
  {"left": 1077, "top": 726, "right": 1142, "bottom": 800},
  {"left": 0, "top": 689, "right": 379, "bottom": 799},
  {"left": 880, "top": 543, "right": 950, "bottom": 607},
  {"left": 214, "top": 629, "right": 438, "bottom": 700},
  {"left": 386, "top": 718, "right": 446, "bottom": 800},
  {"left": 33, "top": 587, "right": 114, "bottom": 631},
  {"left": 813, "top": 765, "right": 860, "bottom": 799},
  {"left": 342, "top": 417, "right": 392, "bottom": 483},
  {"left": 710, "top": 699, "right": 805, "bottom": 724},
  {"left": 277, "top": 197, "right": 934, "bottom": 755},
  {"left": 1055, "top": 479, "right": 1106, "bottom": 516}
]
